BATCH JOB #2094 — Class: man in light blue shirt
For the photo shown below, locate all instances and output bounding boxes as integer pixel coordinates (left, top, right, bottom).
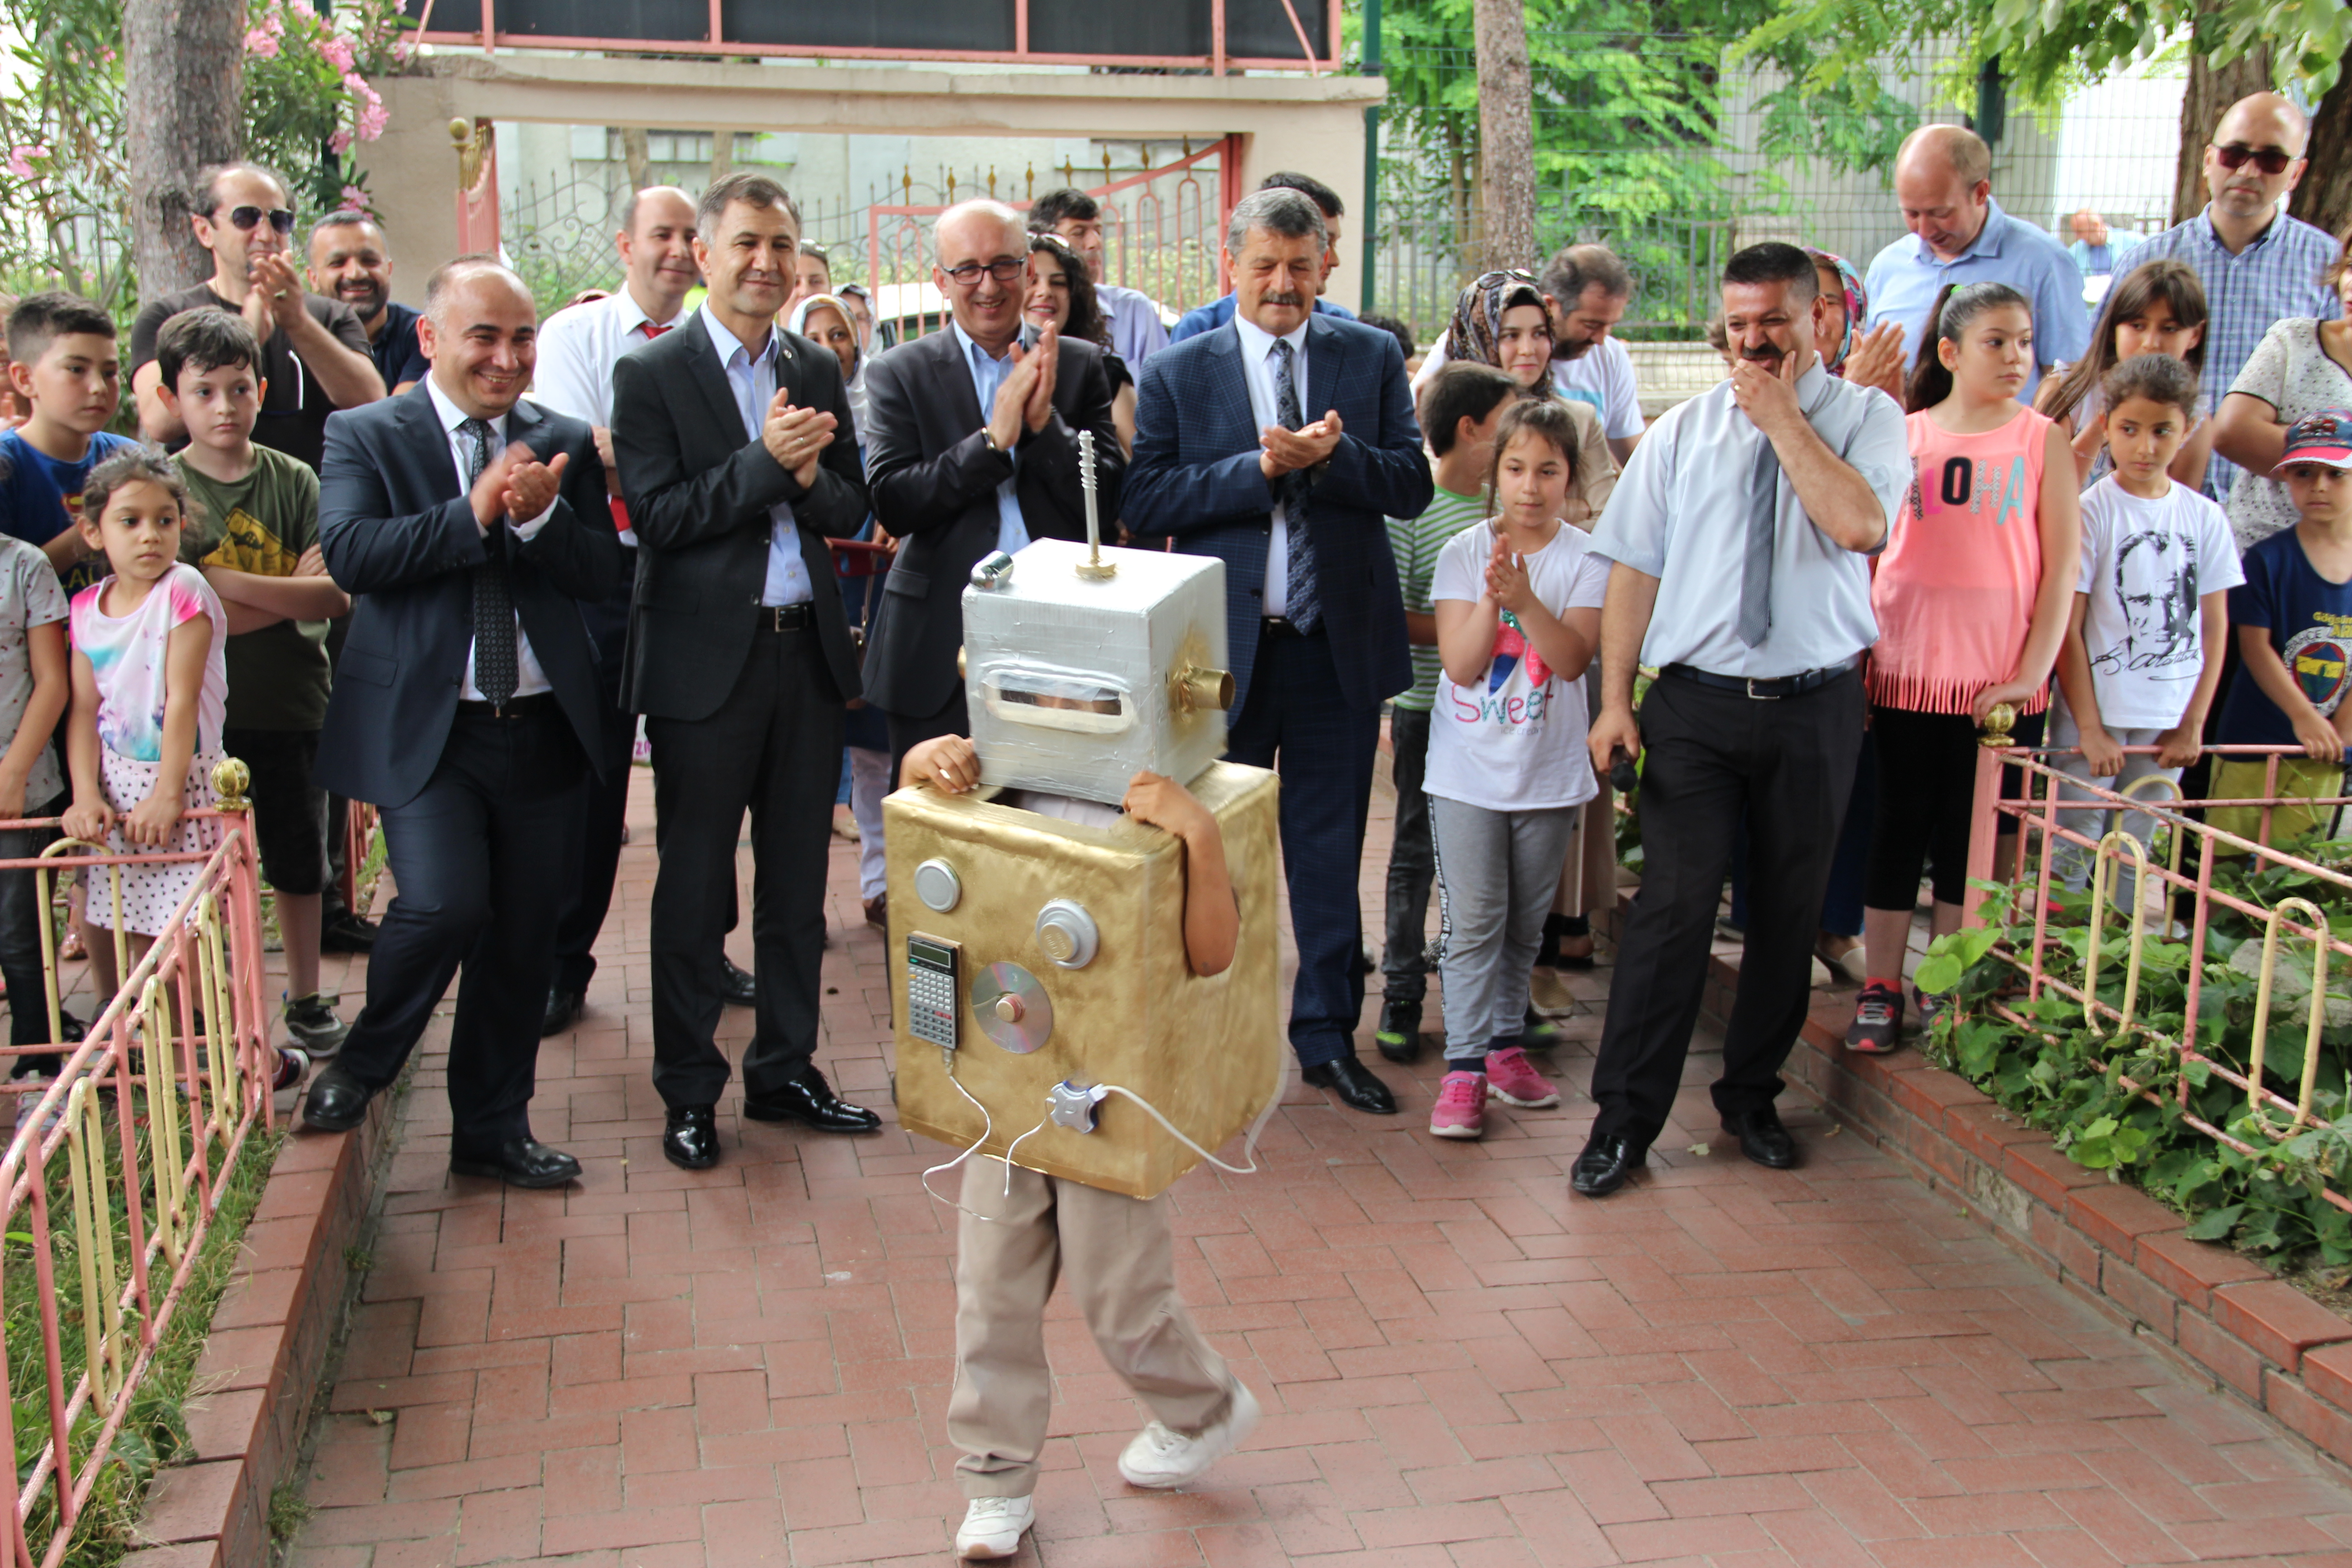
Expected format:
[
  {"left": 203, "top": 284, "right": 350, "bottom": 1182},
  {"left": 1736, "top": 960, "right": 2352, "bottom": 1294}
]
[
  {"left": 1862, "top": 125, "right": 2088, "bottom": 398},
  {"left": 2068, "top": 210, "right": 2143, "bottom": 290},
  {"left": 1026, "top": 187, "right": 1172, "bottom": 368},
  {"left": 1574, "top": 241, "right": 1910, "bottom": 1201}
]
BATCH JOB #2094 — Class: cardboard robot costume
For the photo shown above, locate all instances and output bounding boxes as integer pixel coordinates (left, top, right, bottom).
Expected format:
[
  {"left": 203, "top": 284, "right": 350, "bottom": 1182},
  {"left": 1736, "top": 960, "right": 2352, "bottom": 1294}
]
[{"left": 886, "top": 526, "right": 1283, "bottom": 1200}]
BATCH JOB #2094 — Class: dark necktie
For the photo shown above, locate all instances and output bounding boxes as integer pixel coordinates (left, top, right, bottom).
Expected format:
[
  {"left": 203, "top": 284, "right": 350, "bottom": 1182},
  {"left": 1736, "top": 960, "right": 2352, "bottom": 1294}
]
[
  {"left": 461, "top": 416, "right": 520, "bottom": 706},
  {"left": 1272, "top": 338, "right": 1320, "bottom": 633},
  {"left": 1736, "top": 436, "right": 1782, "bottom": 648}
]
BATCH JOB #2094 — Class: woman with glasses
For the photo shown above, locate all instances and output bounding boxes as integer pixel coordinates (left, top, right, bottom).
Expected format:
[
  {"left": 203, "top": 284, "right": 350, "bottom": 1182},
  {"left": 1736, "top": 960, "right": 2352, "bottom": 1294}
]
[{"left": 127, "top": 162, "right": 384, "bottom": 470}]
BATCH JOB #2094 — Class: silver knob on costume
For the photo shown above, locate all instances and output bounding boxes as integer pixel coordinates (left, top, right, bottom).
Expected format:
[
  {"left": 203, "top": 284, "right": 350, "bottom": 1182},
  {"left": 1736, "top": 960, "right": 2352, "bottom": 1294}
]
[
  {"left": 914, "top": 858, "right": 963, "bottom": 913},
  {"left": 970, "top": 550, "right": 1016, "bottom": 589},
  {"left": 1034, "top": 899, "right": 1100, "bottom": 969}
]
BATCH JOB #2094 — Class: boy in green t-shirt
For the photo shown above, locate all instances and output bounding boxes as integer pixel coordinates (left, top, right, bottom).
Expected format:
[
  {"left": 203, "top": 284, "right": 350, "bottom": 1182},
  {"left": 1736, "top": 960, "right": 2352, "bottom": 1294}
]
[
  {"left": 157, "top": 309, "right": 354, "bottom": 1056},
  {"left": 1376, "top": 362, "right": 1518, "bottom": 1063}
]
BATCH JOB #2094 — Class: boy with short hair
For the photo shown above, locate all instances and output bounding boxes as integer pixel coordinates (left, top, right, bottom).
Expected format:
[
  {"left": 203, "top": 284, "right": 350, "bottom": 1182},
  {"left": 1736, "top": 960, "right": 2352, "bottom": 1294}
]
[
  {"left": 2213, "top": 408, "right": 2352, "bottom": 845},
  {"left": 0, "top": 293, "right": 138, "bottom": 596},
  {"left": 155, "top": 308, "right": 354, "bottom": 1055},
  {"left": 2049, "top": 354, "right": 2243, "bottom": 904},
  {"left": 899, "top": 734, "right": 1258, "bottom": 1562},
  {"left": 1375, "top": 361, "right": 1519, "bottom": 1064}
]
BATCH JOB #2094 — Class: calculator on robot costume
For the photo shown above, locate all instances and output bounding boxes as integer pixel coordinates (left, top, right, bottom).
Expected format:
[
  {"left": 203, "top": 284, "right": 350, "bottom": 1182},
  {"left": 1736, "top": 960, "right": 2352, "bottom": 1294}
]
[{"left": 906, "top": 934, "right": 961, "bottom": 1052}]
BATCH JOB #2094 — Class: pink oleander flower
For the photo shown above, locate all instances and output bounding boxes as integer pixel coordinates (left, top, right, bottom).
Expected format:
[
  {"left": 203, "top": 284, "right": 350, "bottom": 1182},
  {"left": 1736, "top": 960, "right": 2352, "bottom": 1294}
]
[
  {"left": 5, "top": 144, "right": 48, "bottom": 180},
  {"left": 342, "top": 70, "right": 368, "bottom": 94},
  {"left": 243, "top": 26, "right": 280, "bottom": 56},
  {"left": 328, "top": 128, "right": 353, "bottom": 154},
  {"left": 338, "top": 184, "right": 375, "bottom": 216},
  {"left": 392, "top": 37, "right": 415, "bottom": 61},
  {"left": 356, "top": 103, "right": 389, "bottom": 141},
  {"left": 320, "top": 34, "right": 354, "bottom": 70}
]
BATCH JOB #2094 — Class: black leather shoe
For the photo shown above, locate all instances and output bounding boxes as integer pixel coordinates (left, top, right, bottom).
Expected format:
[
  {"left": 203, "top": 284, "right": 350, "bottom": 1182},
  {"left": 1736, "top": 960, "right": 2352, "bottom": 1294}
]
[
  {"left": 300, "top": 1066, "right": 372, "bottom": 1133},
  {"left": 450, "top": 1137, "right": 582, "bottom": 1188},
  {"left": 662, "top": 1105, "right": 720, "bottom": 1170},
  {"left": 319, "top": 913, "right": 379, "bottom": 954},
  {"left": 1570, "top": 1131, "right": 1646, "bottom": 1197},
  {"left": 540, "top": 988, "right": 583, "bottom": 1038},
  {"left": 1374, "top": 998, "right": 1423, "bottom": 1064},
  {"left": 1301, "top": 1055, "right": 1397, "bottom": 1114},
  {"left": 1723, "top": 1107, "right": 1799, "bottom": 1170},
  {"left": 742, "top": 1066, "right": 882, "bottom": 1133},
  {"left": 720, "top": 958, "right": 756, "bottom": 1008}
]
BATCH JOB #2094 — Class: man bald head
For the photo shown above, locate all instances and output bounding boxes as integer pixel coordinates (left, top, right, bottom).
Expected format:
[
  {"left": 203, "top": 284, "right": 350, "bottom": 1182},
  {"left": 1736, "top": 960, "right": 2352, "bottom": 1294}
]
[
  {"left": 617, "top": 185, "right": 700, "bottom": 319},
  {"left": 1893, "top": 124, "right": 1995, "bottom": 261},
  {"left": 2203, "top": 93, "right": 2311, "bottom": 231},
  {"left": 419, "top": 256, "right": 540, "bottom": 419}
]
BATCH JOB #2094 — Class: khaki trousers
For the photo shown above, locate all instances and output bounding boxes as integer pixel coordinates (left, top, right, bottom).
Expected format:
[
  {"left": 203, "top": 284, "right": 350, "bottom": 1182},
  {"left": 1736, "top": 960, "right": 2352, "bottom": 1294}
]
[{"left": 947, "top": 1157, "right": 1233, "bottom": 1498}]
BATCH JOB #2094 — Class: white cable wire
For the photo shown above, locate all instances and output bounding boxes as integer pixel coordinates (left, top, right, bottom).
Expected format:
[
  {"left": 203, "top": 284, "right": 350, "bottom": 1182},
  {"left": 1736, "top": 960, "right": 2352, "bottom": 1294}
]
[{"left": 918, "top": 1059, "right": 1002, "bottom": 1218}]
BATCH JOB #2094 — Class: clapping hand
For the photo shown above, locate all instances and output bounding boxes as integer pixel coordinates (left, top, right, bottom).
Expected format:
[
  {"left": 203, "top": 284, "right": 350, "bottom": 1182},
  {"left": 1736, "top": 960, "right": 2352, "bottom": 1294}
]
[
  {"left": 1484, "top": 526, "right": 1534, "bottom": 614},
  {"left": 1021, "top": 322, "right": 1058, "bottom": 434},
  {"left": 1260, "top": 409, "right": 1343, "bottom": 480},
  {"left": 246, "top": 253, "right": 305, "bottom": 335},
  {"left": 1842, "top": 322, "right": 1908, "bottom": 403},
  {"left": 500, "top": 445, "right": 570, "bottom": 524},
  {"left": 985, "top": 348, "right": 1042, "bottom": 454},
  {"left": 763, "top": 394, "right": 838, "bottom": 489}
]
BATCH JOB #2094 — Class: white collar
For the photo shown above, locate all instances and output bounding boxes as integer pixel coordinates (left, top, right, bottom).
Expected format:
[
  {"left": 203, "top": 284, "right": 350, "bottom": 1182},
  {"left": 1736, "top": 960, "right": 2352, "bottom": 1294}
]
[
  {"left": 616, "top": 282, "right": 689, "bottom": 338},
  {"left": 424, "top": 374, "right": 504, "bottom": 438},
  {"left": 1233, "top": 311, "right": 1311, "bottom": 362},
  {"left": 699, "top": 301, "right": 777, "bottom": 368}
]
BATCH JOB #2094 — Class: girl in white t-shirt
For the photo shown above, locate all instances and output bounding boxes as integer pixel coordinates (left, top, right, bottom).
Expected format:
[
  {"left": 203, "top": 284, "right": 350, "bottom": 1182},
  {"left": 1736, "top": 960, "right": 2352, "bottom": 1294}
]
[{"left": 1426, "top": 399, "right": 1610, "bottom": 1140}]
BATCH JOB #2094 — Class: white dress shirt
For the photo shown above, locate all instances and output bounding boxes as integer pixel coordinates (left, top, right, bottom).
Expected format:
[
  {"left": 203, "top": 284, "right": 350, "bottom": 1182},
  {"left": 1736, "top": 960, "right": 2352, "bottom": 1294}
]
[
  {"left": 529, "top": 284, "right": 690, "bottom": 427},
  {"left": 950, "top": 321, "right": 1031, "bottom": 558},
  {"left": 1588, "top": 359, "right": 1910, "bottom": 679},
  {"left": 1230, "top": 313, "right": 1312, "bottom": 616},
  {"left": 423, "top": 377, "right": 556, "bottom": 700},
  {"left": 698, "top": 304, "right": 814, "bottom": 607}
]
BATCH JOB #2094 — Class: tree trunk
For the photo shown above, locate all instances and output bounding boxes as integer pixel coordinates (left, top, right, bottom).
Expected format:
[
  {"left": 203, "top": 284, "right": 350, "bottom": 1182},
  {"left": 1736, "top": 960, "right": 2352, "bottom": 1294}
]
[
  {"left": 2289, "top": 71, "right": 2351, "bottom": 245},
  {"left": 123, "top": 0, "right": 244, "bottom": 298},
  {"left": 1472, "top": 0, "right": 1534, "bottom": 273},
  {"left": 622, "top": 127, "right": 652, "bottom": 198},
  {"left": 2170, "top": 3, "right": 2273, "bottom": 225},
  {"left": 710, "top": 131, "right": 735, "bottom": 183}
]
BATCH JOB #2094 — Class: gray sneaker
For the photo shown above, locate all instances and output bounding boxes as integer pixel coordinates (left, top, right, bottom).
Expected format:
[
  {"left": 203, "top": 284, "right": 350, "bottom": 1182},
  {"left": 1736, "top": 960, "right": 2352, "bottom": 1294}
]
[
  {"left": 284, "top": 993, "right": 349, "bottom": 1058},
  {"left": 1912, "top": 983, "right": 1954, "bottom": 1038}
]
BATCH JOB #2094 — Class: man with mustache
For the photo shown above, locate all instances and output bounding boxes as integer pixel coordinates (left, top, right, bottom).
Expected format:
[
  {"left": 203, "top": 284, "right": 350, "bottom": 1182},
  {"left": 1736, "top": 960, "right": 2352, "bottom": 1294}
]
[
  {"left": 528, "top": 185, "right": 737, "bottom": 1039},
  {"left": 859, "top": 197, "right": 1123, "bottom": 772},
  {"left": 2136, "top": 93, "right": 2342, "bottom": 500},
  {"left": 298, "top": 256, "right": 619, "bottom": 1188},
  {"left": 1861, "top": 125, "right": 2086, "bottom": 400},
  {"left": 306, "top": 211, "right": 428, "bottom": 397},
  {"left": 1126, "top": 186, "right": 1432, "bottom": 1116},
  {"left": 610, "top": 172, "right": 880, "bottom": 1172},
  {"left": 1570, "top": 243, "right": 1911, "bottom": 1198}
]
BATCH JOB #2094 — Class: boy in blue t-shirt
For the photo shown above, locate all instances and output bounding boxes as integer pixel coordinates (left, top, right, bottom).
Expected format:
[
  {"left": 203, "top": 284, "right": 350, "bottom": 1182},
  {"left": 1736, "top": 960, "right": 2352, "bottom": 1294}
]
[
  {"left": 0, "top": 294, "right": 137, "bottom": 599},
  {"left": 2213, "top": 408, "right": 2352, "bottom": 845}
]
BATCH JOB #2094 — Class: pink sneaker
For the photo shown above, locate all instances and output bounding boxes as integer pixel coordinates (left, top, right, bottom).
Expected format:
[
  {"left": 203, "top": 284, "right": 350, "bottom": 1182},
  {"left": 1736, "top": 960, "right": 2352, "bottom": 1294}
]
[
  {"left": 1429, "top": 1071, "right": 1487, "bottom": 1139},
  {"left": 1484, "top": 1046, "right": 1560, "bottom": 1108}
]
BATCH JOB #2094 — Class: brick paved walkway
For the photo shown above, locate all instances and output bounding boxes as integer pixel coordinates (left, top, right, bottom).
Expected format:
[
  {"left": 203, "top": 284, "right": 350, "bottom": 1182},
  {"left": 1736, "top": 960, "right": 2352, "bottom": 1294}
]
[{"left": 279, "top": 760, "right": 2352, "bottom": 1568}]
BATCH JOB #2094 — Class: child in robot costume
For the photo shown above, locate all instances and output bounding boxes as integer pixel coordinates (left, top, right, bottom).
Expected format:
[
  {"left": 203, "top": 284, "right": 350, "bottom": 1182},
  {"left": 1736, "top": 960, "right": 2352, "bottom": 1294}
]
[{"left": 898, "top": 731, "right": 1261, "bottom": 1559}]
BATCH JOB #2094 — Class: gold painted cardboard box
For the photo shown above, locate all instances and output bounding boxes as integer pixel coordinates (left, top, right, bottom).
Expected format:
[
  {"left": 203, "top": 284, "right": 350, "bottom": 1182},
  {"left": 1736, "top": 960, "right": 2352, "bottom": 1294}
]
[{"left": 886, "top": 761, "right": 1282, "bottom": 1200}]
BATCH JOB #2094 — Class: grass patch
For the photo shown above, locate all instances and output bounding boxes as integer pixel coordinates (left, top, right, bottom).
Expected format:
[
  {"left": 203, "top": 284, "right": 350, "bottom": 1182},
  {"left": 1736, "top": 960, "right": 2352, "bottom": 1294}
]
[{"left": 5, "top": 1108, "right": 281, "bottom": 1568}]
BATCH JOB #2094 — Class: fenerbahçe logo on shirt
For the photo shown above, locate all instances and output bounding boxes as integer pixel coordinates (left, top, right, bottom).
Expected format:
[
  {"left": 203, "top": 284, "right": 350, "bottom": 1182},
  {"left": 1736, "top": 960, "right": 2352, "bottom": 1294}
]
[{"left": 2283, "top": 624, "right": 2352, "bottom": 716}]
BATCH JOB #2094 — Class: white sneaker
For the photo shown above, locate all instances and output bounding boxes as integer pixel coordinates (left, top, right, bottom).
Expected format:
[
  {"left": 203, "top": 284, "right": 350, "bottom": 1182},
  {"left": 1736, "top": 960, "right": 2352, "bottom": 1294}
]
[
  {"left": 955, "top": 1495, "right": 1035, "bottom": 1559},
  {"left": 1116, "top": 1379, "right": 1261, "bottom": 1490}
]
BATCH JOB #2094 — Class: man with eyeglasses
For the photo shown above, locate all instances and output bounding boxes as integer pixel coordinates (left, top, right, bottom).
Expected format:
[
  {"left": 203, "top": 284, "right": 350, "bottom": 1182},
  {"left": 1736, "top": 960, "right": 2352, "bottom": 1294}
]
[
  {"left": 1861, "top": 124, "right": 2087, "bottom": 398},
  {"left": 130, "top": 162, "right": 385, "bottom": 470},
  {"left": 860, "top": 197, "right": 1123, "bottom": 774},
  {"left": 2135, "top": 93, "right": 2343, "bottom": 500}
]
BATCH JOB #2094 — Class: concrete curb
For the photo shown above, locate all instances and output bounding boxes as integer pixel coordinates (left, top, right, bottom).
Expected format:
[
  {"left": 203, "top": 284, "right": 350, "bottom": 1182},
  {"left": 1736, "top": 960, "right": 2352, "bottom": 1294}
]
[
  {"left": 116, "top": 1083, "right": 401, "bottom": 1568},
  {"left": 1700, "top": 953, "right": 2352, "bottom": 1471}
]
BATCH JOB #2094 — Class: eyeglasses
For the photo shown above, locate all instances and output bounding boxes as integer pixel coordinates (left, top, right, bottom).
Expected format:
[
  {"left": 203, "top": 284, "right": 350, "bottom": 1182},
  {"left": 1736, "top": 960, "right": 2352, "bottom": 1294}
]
[
  {"left": 225, "top": 206, "right": 297, "bottom": 235},
  {"left": 939, "top": 257, "right": 1024, "bottom": 287},
  {"left": 2212, "top": 143, "right": 2296, "bottom": 177}
]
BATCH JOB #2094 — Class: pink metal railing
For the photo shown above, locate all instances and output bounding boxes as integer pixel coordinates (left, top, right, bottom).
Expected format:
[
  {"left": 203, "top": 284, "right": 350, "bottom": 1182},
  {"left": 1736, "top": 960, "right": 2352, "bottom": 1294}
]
[
  {"left": 1963, "top": 723, "right": 2352, "bottom": 1211},
  {"left": 0, "top": 762, "right": 274, "bottom": 1568}
]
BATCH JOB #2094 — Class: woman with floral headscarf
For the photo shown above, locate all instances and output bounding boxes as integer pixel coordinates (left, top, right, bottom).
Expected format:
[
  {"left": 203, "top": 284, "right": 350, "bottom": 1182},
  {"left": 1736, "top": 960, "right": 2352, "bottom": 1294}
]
[
  {"left": 1807, "top": 248, "right": 1908, "bottom": 400},
  {"left": 1439, "top": 270, "right": 1617, "bottom": 522}
]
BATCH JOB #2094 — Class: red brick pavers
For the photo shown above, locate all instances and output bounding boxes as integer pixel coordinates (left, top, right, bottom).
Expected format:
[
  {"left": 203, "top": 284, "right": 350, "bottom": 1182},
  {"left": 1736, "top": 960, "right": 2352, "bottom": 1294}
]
[{"left": 284, "top": 762, "right": 2352, "bottom": 1567}]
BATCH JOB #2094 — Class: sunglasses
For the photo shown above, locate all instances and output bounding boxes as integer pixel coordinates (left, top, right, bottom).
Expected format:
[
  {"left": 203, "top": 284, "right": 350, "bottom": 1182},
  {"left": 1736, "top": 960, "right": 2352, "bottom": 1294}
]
[
  {"left": 224, "top": 205, "right": 297, "bottom": 235},
  {"left": 2212, "top": 143, "right": 2296, "bottom": 177}
]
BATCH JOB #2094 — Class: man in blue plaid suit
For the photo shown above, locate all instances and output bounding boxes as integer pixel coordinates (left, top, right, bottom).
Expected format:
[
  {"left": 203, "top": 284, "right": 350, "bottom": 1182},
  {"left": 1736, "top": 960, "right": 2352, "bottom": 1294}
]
[{"left": 1126, "top": 186, "right": 1434, "bottom": 1114}]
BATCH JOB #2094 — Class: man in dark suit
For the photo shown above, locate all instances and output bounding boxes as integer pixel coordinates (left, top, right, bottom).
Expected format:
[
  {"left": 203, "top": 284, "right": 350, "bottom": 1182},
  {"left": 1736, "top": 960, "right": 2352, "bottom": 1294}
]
[
  {"left": 611, "top": 171, "right": 881, "bottom": 1173},
  {"left": 1125, "top": 187, "right": 1433, "bottom": 1115},
  {"left": 861, "top": 198, "right": 1123, "bottom": 767},
  {"left": 298, "top": 257, "right": 622, "bottom": 1187}
]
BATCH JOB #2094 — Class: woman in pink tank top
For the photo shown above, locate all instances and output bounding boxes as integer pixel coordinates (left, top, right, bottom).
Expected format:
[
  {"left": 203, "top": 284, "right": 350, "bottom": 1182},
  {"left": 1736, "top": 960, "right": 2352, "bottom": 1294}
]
[{"left": 1845, "top": 282, "right": 2082, "bottom": 1055}]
